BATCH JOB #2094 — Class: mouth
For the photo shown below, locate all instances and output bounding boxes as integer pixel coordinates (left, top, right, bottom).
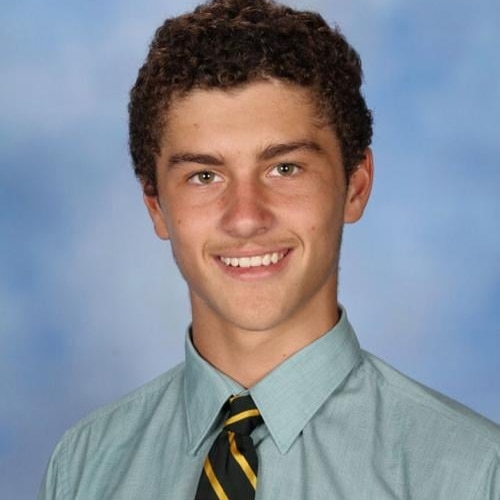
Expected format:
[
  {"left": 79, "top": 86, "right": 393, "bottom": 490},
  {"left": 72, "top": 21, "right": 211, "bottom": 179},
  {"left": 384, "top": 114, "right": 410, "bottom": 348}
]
[{"left": 218, "top": 250, "right": 288, "bottom": 268}]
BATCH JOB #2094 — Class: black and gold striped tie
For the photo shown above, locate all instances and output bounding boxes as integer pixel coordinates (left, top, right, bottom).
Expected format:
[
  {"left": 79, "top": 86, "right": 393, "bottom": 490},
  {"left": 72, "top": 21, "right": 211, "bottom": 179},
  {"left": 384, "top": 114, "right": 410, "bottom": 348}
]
[{"left": 194, "top": 394, "right": 263, "bottom": 500}]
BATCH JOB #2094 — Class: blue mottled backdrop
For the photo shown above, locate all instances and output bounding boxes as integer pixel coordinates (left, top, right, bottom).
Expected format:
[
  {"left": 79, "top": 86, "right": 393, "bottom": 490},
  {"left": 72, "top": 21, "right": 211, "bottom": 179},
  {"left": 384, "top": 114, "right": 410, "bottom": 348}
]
[{"left": 1, "top": 0, "right": 499, "bottom": 498}]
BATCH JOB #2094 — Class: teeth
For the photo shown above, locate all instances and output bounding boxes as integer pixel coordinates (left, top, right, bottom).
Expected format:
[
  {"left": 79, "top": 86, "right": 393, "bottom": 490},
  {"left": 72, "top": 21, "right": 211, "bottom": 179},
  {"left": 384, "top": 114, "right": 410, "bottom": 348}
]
[
  {"left": 250, "top": 256, "right": 262, "bottom": 266},
  {"left": 220, "top": 251, "right": 286, "bottom": 268},
  {"left": 239, "top": 257, "right": 251, "bottom": 268}
]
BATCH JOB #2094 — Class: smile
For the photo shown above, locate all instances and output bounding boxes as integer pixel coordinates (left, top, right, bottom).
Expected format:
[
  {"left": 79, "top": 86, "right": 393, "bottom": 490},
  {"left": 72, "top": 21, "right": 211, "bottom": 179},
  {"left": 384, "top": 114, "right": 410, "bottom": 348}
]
[{"left": 219, "top": 251, "right": 287, "bottom": 268}]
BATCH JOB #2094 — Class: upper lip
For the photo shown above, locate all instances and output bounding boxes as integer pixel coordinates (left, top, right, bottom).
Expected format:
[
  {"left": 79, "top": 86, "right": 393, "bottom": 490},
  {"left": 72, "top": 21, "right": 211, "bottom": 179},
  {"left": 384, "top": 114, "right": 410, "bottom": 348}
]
[{"left": 215, "top": 247, "right": 290, "bottom": 259}]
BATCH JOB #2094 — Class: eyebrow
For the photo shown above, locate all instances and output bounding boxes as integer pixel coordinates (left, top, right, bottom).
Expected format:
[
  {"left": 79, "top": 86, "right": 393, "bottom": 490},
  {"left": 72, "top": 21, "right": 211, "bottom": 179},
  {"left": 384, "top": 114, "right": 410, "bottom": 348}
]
[
  {"left": 167, "top": 152, "right": 224, "bottom": 168},
  {"left": 166, "top": 139, "right": 325, "bottom": 169},
  {"left": 258, "top": 140, "right": 325, "bottom": 161}
]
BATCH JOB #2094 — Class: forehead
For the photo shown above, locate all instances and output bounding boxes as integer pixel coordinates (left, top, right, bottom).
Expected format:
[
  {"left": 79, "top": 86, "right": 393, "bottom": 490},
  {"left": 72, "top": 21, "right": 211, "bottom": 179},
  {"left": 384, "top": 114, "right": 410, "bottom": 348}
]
[{"left": 161, "top": 80, "right": 333, "bottom": 152}]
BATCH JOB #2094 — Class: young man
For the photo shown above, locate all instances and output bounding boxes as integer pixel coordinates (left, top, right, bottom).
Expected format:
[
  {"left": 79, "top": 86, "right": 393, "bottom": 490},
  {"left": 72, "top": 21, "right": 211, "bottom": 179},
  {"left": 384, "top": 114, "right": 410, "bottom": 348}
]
[{"left": 39, "top": 0, "right": 500, "bottom": 499}]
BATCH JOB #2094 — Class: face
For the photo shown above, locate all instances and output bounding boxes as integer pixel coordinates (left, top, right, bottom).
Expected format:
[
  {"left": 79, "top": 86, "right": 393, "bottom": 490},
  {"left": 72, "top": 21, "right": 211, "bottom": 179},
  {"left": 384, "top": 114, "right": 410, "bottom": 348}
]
[{"left": 144, "top": 80, "right": 372, "bottom": 338}]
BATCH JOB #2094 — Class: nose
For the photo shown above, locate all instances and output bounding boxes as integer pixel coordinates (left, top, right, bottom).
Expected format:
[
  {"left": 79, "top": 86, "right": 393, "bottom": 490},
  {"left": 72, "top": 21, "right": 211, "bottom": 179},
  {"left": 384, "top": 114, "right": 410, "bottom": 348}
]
[{"left": 218, "top": 178, "right": 275, "bottom": 239}]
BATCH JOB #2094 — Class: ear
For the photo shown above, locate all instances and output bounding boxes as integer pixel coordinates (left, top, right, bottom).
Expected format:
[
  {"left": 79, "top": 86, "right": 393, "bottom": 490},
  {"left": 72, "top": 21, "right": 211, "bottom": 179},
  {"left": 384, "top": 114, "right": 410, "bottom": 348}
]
[
  {"left": 143, "top": 191, "right": 170, "bottom": 240},
  {"left": 344, "top": 148, "right": 374, "bottom": 224}
]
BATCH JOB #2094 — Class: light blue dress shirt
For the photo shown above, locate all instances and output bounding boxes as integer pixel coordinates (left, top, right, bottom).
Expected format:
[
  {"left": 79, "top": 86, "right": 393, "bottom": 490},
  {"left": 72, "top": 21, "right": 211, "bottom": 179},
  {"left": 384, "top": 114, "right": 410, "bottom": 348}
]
[{"left": 39, "top": 308, "right": 500, "bottom": 499}]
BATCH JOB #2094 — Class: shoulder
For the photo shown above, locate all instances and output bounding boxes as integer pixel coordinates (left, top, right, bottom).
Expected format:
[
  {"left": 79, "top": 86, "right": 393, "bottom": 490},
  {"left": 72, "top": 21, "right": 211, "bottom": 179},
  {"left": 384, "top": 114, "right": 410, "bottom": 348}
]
[
  {"left": 352, "top": 351, "right": 500, "bottom": 498},
  {"left": 38, "top": 362, "right": 186, "bottom": 499},
  {"left": 65, "top": 361, "right": 186, "bottom": 441},
  {"left": 360, "top": 351, "right": 500, "bottom": 477},
  {"left": 361, "top": 350, "right": 500, "bottom": 445}
]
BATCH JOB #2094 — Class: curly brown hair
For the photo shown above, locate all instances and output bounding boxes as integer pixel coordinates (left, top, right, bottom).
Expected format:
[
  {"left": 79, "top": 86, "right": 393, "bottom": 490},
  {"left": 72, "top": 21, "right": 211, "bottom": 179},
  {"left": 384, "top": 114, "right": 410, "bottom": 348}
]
[{"left": 129, "top": 0, "right": 373, "bottom": 195}]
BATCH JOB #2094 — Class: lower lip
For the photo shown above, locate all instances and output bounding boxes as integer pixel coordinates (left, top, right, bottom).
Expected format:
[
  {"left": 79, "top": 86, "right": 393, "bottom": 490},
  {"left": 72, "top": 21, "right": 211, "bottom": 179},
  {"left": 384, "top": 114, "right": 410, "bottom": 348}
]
[{"left": 215, "top": 250, "right": 292, "bottom": 280}]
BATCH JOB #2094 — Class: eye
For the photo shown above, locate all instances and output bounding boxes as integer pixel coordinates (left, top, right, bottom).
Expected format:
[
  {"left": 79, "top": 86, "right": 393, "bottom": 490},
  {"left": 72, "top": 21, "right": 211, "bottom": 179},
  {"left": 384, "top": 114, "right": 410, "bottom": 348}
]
[
  {"left": 269, "top": 163, "right": 301, "bottom": 177},
  {"left": 188, "top": 170, "right": 222, "bottom": 185}
]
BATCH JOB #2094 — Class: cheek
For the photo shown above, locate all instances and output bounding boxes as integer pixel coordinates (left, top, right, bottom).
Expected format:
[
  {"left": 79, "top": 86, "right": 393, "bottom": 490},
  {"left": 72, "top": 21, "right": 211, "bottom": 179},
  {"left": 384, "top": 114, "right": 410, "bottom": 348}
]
[
  {"left": 166, "top": 210, "right": 209, "bottom": 253},
  {"left": 163, "top": 198, "right": 191, "bottom": 236},
  {"left": 307, "top": 197, "right": 340, "bottom": 229},
  {"left": 308, "top": 200, "right": 344, "bottom": 247}
]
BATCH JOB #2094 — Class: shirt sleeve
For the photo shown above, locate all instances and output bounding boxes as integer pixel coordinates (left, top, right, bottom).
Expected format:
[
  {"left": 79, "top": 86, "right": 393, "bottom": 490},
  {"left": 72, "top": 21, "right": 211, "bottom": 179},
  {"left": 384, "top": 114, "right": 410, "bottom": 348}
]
[
  {"left": 37, "top": 440, "right": 65, "bottom": 500},
  {"left": 472, "top": 451, "right": 500, "bottom": 500}
]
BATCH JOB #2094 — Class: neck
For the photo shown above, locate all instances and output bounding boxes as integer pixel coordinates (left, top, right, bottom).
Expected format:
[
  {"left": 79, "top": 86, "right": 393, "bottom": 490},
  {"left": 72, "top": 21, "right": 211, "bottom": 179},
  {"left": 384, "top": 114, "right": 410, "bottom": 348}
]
[{"left": 190, "top": 293, "right": 339, "bottom": 388}]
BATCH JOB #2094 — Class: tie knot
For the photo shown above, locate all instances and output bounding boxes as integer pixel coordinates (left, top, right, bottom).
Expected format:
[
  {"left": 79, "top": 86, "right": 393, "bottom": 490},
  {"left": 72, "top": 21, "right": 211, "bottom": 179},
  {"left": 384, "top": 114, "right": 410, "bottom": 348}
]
[{"left": 223, "top": 395, "right": 263, "bottom": 436}]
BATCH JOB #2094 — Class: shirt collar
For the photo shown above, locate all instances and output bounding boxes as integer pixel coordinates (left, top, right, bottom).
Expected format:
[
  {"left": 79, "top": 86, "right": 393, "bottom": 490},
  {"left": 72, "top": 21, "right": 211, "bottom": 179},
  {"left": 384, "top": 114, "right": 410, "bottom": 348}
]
[
  {"left": 184, "top": 334, "right": 244, "bottom": 454},
  {"left": 250, "top": 307, "right": 361, "bottom": 453},
  {"left": 184, "top": 306, "right": 361, "bottom": 455}
]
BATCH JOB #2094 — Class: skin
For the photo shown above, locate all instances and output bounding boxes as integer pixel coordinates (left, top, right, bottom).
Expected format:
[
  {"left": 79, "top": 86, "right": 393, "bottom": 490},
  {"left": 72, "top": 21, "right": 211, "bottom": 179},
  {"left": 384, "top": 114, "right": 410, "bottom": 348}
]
[{"left": 144, "top": 79, "right": 373, "bottom": 387}]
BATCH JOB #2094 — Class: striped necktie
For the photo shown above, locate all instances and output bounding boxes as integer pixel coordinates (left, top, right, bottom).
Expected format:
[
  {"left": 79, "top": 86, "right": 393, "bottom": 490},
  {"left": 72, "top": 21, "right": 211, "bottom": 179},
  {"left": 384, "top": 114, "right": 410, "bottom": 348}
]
[{"left": 194, "top": 394, "right": 263, "bottom": 500}]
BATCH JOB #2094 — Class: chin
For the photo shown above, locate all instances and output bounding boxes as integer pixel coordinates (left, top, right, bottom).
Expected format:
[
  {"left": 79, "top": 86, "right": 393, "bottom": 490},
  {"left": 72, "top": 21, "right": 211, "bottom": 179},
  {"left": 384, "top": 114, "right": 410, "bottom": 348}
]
[{"left": 221, "top": 306, "right": 295, "bottom": 334}]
